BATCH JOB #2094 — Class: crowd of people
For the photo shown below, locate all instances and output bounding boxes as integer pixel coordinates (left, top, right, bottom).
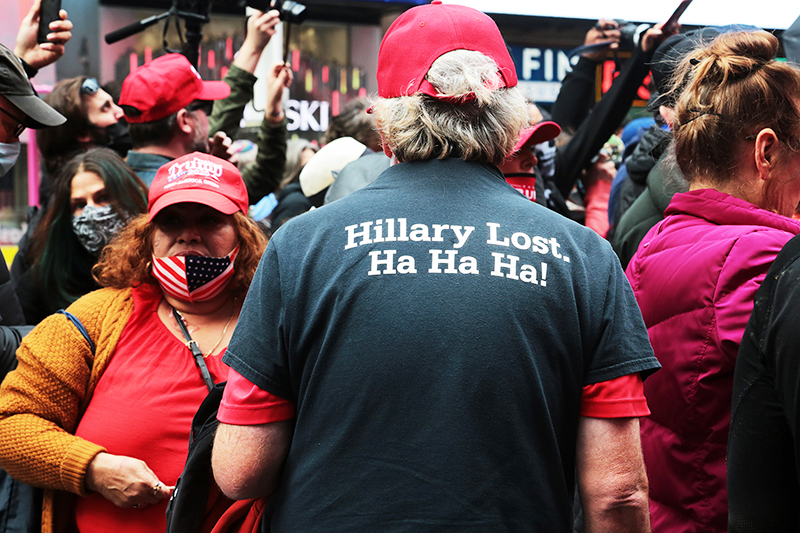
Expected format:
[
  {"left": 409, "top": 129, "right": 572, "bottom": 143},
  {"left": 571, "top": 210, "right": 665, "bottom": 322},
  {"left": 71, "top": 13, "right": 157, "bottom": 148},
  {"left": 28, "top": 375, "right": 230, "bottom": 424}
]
[{"left": 2, "top": 0, "right": 800, "bottom": 531}]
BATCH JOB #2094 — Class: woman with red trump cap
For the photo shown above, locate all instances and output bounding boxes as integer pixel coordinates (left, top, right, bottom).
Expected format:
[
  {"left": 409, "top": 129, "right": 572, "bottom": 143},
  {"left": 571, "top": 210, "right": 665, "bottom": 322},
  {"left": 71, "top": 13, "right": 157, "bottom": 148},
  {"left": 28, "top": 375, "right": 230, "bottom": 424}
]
[
  {"left": 212, "top": 1, "right": 657, "bottom": 532},
  {"left": 0, "top": 152, "right": 266, "bottom": 533}
]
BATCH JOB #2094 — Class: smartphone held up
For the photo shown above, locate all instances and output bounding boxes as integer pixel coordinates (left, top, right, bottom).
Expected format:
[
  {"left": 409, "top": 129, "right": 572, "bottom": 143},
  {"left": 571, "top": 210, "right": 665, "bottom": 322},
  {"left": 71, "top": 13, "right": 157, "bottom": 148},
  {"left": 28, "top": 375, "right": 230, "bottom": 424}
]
[{"left": 37, "top": 0, "right": 62, "bottom": 44}]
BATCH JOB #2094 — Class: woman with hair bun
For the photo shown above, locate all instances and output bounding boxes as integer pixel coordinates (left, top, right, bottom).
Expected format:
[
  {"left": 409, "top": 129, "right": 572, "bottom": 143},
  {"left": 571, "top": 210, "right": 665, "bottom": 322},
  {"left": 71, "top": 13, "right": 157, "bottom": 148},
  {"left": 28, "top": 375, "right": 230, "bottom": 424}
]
[{"left": 625, "top": 30, "right": 800, "bottom": 532}]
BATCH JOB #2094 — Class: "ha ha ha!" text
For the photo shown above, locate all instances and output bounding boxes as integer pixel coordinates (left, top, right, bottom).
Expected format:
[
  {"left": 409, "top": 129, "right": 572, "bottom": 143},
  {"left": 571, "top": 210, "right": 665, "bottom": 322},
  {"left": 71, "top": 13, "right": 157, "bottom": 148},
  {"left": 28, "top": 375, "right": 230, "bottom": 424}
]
[{"left": 344, "top": 219, "right": 571, "bottom": 287}]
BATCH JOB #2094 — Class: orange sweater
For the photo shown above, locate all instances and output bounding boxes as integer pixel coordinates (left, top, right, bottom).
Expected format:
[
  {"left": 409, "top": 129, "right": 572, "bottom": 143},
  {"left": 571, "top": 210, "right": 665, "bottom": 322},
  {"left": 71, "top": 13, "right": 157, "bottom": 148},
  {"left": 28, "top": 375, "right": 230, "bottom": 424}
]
[{"left": 0, "top": 287, "right": 134, "bottom": 533}]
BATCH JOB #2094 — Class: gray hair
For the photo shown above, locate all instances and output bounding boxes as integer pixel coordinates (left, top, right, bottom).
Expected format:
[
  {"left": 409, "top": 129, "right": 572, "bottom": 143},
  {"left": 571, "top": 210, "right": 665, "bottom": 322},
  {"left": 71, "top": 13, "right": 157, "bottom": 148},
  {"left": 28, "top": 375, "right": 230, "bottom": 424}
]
[
  {"left": 372, "top": 50, "right": 527, "bottom": 165},
  {"left": 281, "top": 138, "right": 319, "bottom": 188},
  {"left": 324, "top": 98, "right": 380, "bottom": 150},
  {"left": 285, "top": 138, "right": 318, "bottom": 177}
]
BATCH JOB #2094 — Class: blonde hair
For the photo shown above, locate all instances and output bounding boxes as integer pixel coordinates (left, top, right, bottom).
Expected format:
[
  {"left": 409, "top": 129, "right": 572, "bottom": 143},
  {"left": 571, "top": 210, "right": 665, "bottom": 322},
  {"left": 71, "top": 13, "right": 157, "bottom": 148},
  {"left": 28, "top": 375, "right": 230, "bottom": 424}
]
[
  {"left": 372, "top": 50, "right": 528, "bottom": 166},
  {"left": 672, "top": 31, "right": 800, "bottom": 184}
]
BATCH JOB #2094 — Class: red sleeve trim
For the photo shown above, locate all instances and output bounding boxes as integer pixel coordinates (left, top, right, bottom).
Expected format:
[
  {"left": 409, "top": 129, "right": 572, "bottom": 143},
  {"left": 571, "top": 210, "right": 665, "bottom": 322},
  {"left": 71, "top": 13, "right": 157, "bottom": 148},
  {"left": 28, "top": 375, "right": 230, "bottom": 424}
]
[
  {"left": 580, "top": 373, "right": 650, "bottom": 418},
  {"left": 583, "top": 178, "right": 611, "bottom": 238},
  {"left": 217, "top": 368, "right": 296, "bottom": 425}
]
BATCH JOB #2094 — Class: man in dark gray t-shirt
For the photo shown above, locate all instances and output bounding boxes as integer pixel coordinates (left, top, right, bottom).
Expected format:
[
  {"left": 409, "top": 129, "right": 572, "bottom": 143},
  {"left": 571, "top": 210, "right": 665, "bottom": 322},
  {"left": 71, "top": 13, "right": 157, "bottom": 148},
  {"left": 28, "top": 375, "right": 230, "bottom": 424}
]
[{"left": 212, "top": 3, "right": 659, "bottom": 532}]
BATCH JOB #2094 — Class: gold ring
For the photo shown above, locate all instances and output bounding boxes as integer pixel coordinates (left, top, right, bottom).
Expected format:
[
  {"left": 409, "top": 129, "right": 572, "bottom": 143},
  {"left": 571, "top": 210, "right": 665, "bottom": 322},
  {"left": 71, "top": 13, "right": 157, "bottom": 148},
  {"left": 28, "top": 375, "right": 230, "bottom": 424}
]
[{"left": 152, "top": 482, "right": 161, "bottom": 496}]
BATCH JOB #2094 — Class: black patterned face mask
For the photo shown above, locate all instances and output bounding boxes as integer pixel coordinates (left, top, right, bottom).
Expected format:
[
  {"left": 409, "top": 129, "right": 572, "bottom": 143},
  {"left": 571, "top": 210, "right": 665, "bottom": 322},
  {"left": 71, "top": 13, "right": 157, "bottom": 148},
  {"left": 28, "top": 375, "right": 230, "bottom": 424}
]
[{"left": 71, "top": 204, "right": 127, "bottom": 256}]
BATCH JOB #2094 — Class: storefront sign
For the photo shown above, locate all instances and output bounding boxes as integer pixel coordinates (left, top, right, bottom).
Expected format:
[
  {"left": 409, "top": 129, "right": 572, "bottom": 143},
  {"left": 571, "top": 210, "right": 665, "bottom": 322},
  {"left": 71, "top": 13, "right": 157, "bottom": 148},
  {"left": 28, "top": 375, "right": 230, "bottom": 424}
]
[
  {"left": 286, "top": 100, "right": 331, "bottom": 132},
  {"left": 509, "top": 45, "right": 650, "bottom": 106},
  {"left": 509, "top": 46, "right": 578, "bottom": 104}
]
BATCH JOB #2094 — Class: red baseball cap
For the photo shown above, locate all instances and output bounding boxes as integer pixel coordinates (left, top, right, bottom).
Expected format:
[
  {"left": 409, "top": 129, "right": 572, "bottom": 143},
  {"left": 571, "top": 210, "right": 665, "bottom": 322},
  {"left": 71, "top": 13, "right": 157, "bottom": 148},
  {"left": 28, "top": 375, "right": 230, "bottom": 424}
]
[
  {"left": 377, "top": 0, "right": 517, "bottom": 99},
  {"left": 512, "top": 121, "right": 561, "bottom": 153},
  {"left": 148, "top": 152, "right": 248, "bottom": 221},
  {"left": 120, "top": 54, "right": 231, "bottom": 123}
]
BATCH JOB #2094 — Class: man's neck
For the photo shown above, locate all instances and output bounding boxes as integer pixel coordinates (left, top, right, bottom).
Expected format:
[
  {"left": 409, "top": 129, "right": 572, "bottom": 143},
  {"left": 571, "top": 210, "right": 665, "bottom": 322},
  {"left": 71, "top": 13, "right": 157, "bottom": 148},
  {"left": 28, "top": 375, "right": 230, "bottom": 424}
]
[{"left": 131, "top": 141, "right": 189, "bottom": 160}]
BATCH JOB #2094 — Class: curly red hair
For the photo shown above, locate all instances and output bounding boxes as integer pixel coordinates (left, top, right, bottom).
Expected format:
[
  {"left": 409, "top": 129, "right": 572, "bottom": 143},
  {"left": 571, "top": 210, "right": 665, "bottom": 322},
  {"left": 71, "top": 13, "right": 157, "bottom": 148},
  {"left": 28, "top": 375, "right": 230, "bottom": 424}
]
[{"left": 93, "top": 212, "right": 267, "bottom": 299}]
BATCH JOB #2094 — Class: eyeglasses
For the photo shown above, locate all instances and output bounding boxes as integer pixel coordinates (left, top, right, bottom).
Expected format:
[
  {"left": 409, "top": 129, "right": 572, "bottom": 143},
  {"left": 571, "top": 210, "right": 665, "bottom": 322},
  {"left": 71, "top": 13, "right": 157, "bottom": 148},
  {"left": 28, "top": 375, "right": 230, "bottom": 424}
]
[
  {"left": 0, "top": 106, "right": 26, "bottom": 138},
  {"left": 187, "top": 100, "right": 214, "bottom": 116},
  {"left": 80, "top": 78, "right": 100, "bottom": 96}
]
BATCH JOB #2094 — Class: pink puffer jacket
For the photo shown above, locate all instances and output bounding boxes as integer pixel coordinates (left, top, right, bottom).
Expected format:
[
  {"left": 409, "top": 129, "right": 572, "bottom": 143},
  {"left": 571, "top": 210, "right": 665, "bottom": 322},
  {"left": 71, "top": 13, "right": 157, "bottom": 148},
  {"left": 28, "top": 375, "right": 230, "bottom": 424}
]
[{"left": 626, "top": 188, "right": 800, "bottom": 533}]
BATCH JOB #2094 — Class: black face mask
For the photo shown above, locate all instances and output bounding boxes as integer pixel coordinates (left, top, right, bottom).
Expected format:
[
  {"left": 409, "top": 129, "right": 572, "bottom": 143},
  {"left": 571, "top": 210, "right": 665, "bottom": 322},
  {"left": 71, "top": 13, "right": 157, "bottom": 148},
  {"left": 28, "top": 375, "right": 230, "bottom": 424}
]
[{"left": 92, "top": 121, "right": 132, "bottom": 158}]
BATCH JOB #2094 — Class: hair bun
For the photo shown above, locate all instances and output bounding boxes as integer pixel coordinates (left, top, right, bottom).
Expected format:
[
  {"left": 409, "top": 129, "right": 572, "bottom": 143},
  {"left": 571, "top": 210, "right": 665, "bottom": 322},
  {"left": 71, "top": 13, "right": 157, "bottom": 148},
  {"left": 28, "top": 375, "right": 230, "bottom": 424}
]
[
  {"left": 699, "top": 31, "right": 777, "bottom": 80},
  {"left": 722, "top": 30, "right": 778, "bottom": 62},
  {"left": 671, "top": 30, "right": 800, "bottom": 189}
]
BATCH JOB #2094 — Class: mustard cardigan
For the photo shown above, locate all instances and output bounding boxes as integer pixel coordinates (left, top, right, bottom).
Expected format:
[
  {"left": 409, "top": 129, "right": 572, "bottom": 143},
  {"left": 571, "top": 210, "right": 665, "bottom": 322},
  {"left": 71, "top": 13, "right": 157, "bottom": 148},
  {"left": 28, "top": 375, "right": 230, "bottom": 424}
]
[{"left": 0, "top": 287, "right": 135, "bottom": 533}]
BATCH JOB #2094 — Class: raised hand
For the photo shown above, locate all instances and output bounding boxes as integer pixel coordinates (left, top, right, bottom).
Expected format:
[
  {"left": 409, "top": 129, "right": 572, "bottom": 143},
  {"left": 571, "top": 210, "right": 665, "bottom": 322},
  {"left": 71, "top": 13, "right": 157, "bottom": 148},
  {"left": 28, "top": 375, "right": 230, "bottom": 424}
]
[{"left": 15, "top": 0, "right": 73, "bottom": 70}]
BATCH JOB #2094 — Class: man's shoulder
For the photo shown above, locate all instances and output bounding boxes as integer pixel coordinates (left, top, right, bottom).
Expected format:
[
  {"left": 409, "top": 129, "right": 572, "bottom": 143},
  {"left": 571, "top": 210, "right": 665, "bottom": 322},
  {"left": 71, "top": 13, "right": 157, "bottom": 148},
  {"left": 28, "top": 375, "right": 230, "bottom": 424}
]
[
  {"left": 324, "top": 153, "right": 392, "bottom": 204},
  {"left": 271, "top": 173, "right": 615, "bottom": 281},
  {"left": 279, "top": 159, "right": 604, "bottom": 234}
]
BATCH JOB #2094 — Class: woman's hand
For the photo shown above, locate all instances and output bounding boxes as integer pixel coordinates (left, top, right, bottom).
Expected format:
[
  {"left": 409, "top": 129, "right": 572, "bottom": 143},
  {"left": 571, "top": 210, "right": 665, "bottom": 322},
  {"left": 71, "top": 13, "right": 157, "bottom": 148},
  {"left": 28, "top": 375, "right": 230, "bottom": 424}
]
[
  {"left": 231, "top": 9, "right": 281, "bottom": 74},
  {"left": 85, "top": 452, "right": 174, "bottom": 509}
]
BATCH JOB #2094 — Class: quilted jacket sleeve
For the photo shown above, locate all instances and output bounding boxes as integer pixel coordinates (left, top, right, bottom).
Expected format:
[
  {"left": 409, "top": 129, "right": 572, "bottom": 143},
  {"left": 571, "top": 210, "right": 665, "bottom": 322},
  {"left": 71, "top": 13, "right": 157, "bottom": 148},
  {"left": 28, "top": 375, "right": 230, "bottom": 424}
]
[{"left": 715, "top": 230, "right": 796, "bottom": 363}]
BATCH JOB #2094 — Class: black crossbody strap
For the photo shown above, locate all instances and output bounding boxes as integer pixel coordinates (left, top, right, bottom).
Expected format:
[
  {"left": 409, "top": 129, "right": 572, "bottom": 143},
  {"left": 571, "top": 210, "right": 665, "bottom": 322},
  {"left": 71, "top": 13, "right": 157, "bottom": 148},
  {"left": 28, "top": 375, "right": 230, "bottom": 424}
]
[{"left": 171, "top": 307, "right": 216, "bottom": 392}]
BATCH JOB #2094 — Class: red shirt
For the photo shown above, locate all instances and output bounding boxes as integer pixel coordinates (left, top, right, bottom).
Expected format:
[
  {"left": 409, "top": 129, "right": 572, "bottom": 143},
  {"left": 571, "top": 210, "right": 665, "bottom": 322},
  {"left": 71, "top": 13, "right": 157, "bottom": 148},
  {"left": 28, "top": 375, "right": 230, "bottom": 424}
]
[
  {"left": 74, "top": 284, "right": 230, "bottom": 533},
  {"left": 217, "top": 369, "right": 648, "bottom": 425}
]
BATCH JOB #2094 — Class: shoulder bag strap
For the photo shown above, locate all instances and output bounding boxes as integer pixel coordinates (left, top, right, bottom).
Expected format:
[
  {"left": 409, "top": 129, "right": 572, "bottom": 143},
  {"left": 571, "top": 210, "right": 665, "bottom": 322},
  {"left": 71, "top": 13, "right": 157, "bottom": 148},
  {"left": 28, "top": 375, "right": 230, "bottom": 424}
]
[
  {"left": 56, "top": 309, "right": 96, "bottom": 356},
  {"left": 171, "top": 307, "right": 216, "bottom": 392}
]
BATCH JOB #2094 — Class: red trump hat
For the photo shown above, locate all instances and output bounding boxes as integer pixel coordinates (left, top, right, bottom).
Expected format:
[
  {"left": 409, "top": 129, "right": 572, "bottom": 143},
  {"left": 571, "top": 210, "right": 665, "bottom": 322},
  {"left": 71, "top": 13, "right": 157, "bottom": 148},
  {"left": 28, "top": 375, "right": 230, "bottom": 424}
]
[
  {"left": 148, "top": 152, "right": 248, "bottom": 221},
  {"left": 377, "top": 0, "right": 517, "bottom": 100},
  {"left": 120, "top": 54, "right": 230, "bottom": 123},
  {"left": 513, "top": 121, "right": 561, "bottom": 152}
]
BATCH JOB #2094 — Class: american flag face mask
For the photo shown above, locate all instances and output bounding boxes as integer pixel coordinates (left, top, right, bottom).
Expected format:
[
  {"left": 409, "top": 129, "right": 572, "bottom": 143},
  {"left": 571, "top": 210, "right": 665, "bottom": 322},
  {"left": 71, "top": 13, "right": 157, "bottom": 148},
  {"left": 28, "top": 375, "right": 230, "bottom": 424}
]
[{"left": 151, "top": 245, "right": 239, "bottom": 303}]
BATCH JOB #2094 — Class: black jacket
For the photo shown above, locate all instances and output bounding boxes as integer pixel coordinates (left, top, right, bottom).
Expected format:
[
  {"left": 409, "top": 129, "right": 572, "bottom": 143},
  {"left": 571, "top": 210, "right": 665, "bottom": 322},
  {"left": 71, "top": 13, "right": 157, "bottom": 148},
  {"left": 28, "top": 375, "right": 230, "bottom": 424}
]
[
  {"left": 611, "top": 125, "right": 671, "bottom": 226},
  {"left": 0, "top": 256, "right": 32, "bottom": 381},
  {"left": 610, "top": 149, "right": 688, "bottom": 270},
  {"left": 269, "top": 183, "right": 312, "bottom": 232},
  {"left": 551, "top": 45, "right": 658, "bottom": 199}
]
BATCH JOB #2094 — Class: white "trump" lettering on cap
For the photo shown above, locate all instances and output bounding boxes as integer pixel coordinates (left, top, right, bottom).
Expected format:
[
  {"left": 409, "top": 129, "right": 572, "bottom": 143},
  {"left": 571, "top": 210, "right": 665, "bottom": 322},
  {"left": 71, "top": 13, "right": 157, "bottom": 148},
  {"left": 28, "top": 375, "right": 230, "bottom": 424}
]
[{"left": 166, "top": 157, "right": 224, "bottom": 183}]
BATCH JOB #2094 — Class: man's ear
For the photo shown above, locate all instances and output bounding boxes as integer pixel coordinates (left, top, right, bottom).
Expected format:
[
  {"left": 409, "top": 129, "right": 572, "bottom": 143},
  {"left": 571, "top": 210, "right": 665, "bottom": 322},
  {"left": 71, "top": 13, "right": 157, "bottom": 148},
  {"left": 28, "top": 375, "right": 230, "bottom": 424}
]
[
  {"left": 380, "top": 133, "right": 394, "bottom": 159},
  {"left": 755, "top": 128, "right": 779, "bottom": 181},
  {"left": 175, "top": 108, "right": 194, "bottom": 135}
]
